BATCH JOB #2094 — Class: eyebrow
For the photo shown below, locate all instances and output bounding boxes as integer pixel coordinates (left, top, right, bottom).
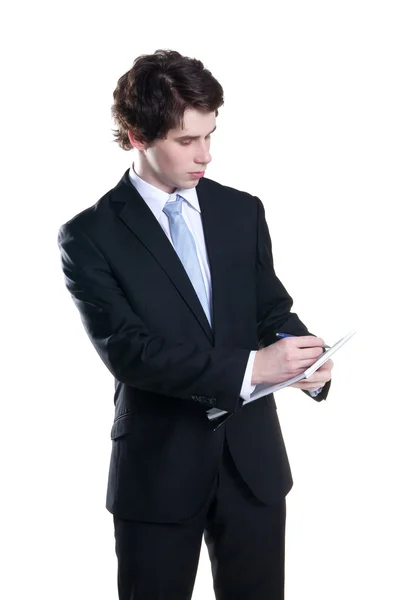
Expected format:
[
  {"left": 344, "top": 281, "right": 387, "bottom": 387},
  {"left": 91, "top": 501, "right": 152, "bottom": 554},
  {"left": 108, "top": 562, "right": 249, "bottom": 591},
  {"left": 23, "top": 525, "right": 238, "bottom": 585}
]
[{"left": 175, "top": 125, "right": 217, "bottom": 141}]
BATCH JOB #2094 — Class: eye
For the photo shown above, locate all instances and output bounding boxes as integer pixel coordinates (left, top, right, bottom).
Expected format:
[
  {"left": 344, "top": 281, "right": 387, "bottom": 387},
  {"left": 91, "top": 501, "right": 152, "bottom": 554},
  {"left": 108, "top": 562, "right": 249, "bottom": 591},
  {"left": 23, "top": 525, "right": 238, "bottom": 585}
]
[{"left": 180, "top": 140, "right": 192, "bottom": 146}]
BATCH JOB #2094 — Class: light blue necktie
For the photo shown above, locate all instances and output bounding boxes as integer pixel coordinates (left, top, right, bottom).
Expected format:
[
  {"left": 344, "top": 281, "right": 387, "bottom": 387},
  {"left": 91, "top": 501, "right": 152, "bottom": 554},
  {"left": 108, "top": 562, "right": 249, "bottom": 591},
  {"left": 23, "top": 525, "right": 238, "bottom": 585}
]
[{"left": 163, "top": 195, "right": 212, "bottom": 326}]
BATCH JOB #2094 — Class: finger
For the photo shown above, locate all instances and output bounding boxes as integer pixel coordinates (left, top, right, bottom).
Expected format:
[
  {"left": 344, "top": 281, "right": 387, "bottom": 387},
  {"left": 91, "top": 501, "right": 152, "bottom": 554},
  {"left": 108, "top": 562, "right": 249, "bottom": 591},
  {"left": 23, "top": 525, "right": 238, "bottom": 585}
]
[
  {"left": 296, "top": 348, "right": 325, "bottom": 362},
  {"left": 290, "top": 336, "right": 326, "bottom": 348},
  {"left": 291, "top": 380, "right": 329, "bottom": 390},
  {"left": 304, "top": 372, "right": 330, "bottom": 384},
  {"left": 294, "top": 355, "right": 326, "bottom": 369},
  {"left": 314, "top": 359, "right": 334, "bottom": 372},
  {"left": 295, "top": 371, "right": 332, "bottom": 385}
]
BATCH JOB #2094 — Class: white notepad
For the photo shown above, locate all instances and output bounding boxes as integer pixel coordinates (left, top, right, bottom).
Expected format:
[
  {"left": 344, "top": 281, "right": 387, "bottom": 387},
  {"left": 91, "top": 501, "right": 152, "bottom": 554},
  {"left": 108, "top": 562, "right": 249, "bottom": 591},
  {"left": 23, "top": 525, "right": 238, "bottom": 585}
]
[{"left": 207, "top": 329, "right": 356, "bottom": 421}]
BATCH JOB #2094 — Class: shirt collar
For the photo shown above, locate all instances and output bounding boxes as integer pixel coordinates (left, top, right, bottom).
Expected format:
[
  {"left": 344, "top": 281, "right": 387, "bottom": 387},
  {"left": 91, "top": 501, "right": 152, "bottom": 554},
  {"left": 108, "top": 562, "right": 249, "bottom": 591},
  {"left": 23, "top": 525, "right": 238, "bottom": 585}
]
[{"left": 128, "top": 164, "right": 201, "bottom": 221}]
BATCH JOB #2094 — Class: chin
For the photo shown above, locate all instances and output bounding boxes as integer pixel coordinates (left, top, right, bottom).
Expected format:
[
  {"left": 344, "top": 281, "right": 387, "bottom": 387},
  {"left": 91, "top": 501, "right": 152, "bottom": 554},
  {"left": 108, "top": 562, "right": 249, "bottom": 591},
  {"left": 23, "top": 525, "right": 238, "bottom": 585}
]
[{"left": 175, "top": 183, "right": 192, "bottom": 190}]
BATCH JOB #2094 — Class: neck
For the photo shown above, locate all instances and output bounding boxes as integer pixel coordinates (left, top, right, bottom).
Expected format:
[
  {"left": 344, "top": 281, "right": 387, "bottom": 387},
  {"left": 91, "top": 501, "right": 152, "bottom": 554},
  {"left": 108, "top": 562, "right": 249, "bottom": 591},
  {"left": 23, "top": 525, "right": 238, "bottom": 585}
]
[{"left": 132, "top": 155, "right": 175, "bottom": 194}]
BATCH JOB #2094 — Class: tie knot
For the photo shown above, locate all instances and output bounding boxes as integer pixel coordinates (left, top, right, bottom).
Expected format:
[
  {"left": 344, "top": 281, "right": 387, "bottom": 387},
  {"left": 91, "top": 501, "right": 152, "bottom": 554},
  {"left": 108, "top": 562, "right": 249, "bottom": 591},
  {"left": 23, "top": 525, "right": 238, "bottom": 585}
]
[{"left": 163, "top": 196, "right": 183, "bottom": 219}]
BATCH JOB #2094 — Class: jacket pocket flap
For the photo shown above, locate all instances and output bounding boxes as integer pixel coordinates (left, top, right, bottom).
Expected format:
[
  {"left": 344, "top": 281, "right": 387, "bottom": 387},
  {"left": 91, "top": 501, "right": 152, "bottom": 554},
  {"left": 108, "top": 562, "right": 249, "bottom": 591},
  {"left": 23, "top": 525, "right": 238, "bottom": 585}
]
[{"left": 110, "top": 414, "right": 136, "bottom": 440}]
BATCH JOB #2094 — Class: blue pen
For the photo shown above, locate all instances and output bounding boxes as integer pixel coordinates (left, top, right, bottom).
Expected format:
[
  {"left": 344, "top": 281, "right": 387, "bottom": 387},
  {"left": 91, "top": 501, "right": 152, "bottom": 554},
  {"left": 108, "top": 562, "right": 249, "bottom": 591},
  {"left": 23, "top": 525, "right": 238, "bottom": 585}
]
[{"left": 276, "top": 332, "right": 330, "bottom": 349}]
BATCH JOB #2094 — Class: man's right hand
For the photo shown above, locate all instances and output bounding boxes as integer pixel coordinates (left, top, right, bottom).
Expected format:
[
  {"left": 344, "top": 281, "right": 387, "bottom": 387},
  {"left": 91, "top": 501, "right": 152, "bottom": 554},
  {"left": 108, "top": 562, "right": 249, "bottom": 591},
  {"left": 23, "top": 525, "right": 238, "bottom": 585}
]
[{"left": 251, "top": 336, "right": 326, "bottom": 386}]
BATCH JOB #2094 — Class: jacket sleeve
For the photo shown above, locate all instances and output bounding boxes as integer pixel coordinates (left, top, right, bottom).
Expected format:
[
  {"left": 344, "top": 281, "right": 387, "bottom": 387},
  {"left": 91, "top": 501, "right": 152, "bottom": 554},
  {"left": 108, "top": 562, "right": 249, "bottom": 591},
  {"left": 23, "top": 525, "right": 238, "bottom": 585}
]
[
  {"left": 254, "top": 197, "right": 331, "bottom": 402},
  {"left": 58, "top": 223, "right": 250, "bottom": 414}
]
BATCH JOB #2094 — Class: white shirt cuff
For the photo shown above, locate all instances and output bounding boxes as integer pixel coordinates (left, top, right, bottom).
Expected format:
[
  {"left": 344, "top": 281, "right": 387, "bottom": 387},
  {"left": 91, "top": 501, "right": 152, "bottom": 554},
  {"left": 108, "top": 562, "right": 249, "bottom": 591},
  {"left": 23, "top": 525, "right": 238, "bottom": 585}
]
[
  {"left": 309, "top": 387, "right": 323, "bottom": 397},
  {"left": 240, "top": 351, "right": 257, "bottom": 401}
]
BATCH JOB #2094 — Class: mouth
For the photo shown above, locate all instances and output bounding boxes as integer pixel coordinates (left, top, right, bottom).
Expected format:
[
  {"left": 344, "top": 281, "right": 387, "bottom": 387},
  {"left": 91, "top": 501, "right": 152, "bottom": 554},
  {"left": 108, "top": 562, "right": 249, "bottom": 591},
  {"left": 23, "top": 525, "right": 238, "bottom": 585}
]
[{"left": 189, "top": 171, "right": 205, "bottom": 177}]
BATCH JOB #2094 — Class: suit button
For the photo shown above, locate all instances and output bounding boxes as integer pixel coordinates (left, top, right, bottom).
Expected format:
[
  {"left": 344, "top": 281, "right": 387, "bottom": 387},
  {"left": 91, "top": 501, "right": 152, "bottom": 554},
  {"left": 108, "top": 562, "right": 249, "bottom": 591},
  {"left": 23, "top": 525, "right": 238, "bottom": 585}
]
[{"left": 191, "top": 395, "right": 215, "bottom": 406}]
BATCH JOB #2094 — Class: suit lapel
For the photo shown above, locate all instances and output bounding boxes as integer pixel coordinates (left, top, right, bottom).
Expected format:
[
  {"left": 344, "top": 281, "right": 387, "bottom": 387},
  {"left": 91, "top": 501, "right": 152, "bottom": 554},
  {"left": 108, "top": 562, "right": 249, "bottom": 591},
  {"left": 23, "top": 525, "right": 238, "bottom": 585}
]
[
  {"left": 113, "top": 171, "right": 214, "bottom": 343},
  {"left": 196, "top": 178, "right": 228, "bottom": 345}
]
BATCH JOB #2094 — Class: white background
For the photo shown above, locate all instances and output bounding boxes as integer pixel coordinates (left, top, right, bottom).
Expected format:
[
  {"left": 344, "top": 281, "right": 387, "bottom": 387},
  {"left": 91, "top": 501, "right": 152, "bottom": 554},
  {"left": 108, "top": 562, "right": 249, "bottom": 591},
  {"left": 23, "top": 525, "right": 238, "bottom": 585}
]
[{"left": 1, "top": 1, "right": 399, "bottom": 598}]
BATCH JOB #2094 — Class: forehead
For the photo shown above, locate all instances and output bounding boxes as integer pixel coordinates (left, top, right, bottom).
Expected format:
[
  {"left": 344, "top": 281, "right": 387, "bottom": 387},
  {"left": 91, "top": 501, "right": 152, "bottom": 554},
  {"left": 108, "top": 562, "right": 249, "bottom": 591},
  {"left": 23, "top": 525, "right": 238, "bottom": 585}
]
[{"left": 168, "top": 108, "right": 216, "bottom": 137}]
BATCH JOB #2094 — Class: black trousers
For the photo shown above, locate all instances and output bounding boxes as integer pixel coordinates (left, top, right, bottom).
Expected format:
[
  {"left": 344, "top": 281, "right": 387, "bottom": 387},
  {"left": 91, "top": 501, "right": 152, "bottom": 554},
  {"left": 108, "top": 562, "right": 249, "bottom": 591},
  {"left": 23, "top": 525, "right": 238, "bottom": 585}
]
[{"left": 113, "top": 438, "right": 286, "bottom": 600}]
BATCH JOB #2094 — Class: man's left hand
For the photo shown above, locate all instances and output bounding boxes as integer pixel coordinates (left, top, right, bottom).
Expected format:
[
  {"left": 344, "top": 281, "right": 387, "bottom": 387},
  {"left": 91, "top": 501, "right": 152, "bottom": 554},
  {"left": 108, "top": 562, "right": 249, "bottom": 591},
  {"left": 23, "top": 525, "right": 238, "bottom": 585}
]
[{"left": 289, "top": 359, "right": 334, "bottom": 392}]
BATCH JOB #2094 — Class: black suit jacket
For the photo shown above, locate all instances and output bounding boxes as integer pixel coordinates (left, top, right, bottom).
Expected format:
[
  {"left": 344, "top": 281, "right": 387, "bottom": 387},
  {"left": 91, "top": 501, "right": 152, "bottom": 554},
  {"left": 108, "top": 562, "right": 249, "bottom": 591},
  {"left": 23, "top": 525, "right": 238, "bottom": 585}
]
[{"left": 58, "top": 169, "right": 330, "bottom": 523}]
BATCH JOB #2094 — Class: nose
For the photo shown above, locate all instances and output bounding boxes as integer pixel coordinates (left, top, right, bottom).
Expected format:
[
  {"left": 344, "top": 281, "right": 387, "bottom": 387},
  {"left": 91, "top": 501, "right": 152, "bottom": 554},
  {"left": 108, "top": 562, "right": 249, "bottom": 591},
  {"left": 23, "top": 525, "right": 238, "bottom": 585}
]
[{"left": 194, "top": 143, "right": 212, "bottom": 167}]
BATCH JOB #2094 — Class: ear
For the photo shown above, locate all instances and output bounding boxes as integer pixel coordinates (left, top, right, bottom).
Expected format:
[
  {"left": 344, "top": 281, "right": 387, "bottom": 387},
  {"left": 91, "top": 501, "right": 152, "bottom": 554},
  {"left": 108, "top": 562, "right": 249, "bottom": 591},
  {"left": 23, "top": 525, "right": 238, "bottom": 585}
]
[{"left": 128, "top": 130, "right": 146, "bottom": 151}]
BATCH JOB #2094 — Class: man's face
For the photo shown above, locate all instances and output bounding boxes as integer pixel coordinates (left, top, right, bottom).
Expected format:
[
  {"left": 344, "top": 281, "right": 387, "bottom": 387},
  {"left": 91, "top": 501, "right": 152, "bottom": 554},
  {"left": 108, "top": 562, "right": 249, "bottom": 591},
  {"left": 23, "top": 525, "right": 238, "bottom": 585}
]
[{"left": 137, "top": 108, "right": 216, "bottom": 193}]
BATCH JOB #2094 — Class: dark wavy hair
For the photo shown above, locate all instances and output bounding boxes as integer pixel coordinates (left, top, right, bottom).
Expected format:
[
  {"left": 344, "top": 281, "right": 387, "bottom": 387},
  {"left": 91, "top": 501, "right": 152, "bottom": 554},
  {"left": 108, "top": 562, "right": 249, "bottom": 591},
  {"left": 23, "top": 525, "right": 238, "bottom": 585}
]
[{"left": 111, "top": 49, "right": 224, "bottom": 150}]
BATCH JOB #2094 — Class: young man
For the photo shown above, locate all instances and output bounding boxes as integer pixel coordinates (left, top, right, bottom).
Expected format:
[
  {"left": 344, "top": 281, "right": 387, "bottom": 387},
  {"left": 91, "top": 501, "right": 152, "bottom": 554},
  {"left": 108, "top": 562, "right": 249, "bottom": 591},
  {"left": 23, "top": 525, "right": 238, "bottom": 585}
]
[{"left": 58, "top": 49, "right": 333, "bottom": 600}]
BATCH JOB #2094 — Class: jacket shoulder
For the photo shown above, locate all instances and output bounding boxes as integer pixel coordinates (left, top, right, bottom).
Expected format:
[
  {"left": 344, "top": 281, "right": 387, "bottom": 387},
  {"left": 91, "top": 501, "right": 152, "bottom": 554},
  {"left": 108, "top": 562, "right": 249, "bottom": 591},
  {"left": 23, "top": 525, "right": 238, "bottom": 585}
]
[
  {"left": 200, "top": 176, "right": 260, "bottom": 209},
  {"left": 58, "top": 189, "right": 114, "bottom": 243}
]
